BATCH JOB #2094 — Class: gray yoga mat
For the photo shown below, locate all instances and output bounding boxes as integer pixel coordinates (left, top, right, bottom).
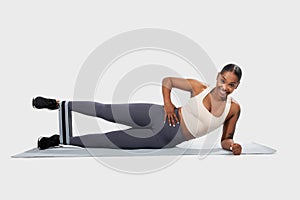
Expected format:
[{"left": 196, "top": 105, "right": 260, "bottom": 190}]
[{"left": 12, "top": 142, "right": 276, "bottom": 158}]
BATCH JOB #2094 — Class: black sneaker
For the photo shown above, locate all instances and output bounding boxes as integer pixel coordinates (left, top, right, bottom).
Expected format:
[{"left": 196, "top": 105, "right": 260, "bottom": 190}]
[
  {"left": 32, "top": 96, "right": 59, "bottom": 110},
  {"left": 38, "top": 134, "right": 60, "bottom": 150}
]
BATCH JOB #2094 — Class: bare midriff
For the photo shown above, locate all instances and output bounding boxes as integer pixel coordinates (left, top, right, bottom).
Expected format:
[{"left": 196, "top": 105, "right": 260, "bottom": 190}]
[{"left": 178, "top": 107, "right": 196, "bottom": 141}]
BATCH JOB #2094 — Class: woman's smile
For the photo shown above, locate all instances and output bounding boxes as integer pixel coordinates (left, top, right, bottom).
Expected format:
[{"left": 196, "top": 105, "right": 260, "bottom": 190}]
[{"left": 218, "top": 87, "right": 227, "bottom": 98}]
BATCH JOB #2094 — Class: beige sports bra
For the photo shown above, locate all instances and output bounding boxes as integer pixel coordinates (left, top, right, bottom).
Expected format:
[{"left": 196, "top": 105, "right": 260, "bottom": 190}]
[{"left": 181, "top": 87, "right": 231, "bottom": 138}]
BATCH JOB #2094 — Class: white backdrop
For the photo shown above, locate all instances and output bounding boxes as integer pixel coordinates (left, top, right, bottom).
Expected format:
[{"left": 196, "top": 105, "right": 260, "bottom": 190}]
[{"left": 1, "top": 0, "right": 299, "bottom": 199}]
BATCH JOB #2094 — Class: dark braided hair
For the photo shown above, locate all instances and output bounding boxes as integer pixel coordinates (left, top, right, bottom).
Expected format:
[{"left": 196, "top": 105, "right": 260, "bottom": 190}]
[{"left": 220, "top": 64, "right": 242, "bottom": 82}]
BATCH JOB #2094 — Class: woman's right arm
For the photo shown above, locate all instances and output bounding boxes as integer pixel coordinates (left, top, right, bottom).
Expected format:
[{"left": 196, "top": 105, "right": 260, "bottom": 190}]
[{"left": 162, "top": 77, "right": 204, "bottom": 126}]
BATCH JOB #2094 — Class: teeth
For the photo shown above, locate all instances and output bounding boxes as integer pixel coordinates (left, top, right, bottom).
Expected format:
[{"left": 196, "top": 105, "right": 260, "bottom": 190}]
[{"left": 220, "top": 89, "right": 226, "bottom": 95}]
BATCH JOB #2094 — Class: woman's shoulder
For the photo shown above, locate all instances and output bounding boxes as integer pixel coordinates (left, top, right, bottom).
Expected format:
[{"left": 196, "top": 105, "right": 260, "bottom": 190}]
[{"left": 229, "top": 97, "right": 241, "bottom": 114}]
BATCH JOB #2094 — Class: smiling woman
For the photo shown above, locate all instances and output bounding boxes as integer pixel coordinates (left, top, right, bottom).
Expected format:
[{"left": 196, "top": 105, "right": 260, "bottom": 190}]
[
  {"left": 163, "top": 63, "right": 242, "bottom": 154},
  {"left": 32, "top": 64, "right": 243, "bottom": 155}
]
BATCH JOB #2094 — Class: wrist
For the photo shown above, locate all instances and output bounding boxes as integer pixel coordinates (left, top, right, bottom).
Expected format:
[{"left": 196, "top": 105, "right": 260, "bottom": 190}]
[
  {"left": 164, "top": 100, "right": 172, "bottom": 105},
  {"left": 221, "top": 139, "right": 234, "bottom": 151}
]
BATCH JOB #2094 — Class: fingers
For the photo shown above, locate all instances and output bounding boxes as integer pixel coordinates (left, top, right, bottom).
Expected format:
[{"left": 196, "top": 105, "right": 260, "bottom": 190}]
[
  {"left": 232, "top": 143, "right": 242, "bottom": 155},
  {"left": 163, "top": 105, "right": 180, "bottom": 127},
  {"left": 167, "top": 114, "right": 171, "bottom": 126},
  {"left": 173, "top": 113, "right": 180, "bottom": 125},
  {"left": 165, "top": 113, "right": 180, "bottom": 127},
  {"left": 168, "top": 114, "right": 175, "bottom": 127}
]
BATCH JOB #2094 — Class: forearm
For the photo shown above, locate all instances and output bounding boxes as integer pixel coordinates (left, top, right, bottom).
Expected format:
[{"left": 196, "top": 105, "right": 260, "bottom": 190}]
[
  {"left": 221, "top": 139, "right": 234, "bottom": 151},
  {"left": 162, "top": 78, "right": 172, "bottom": 104}
]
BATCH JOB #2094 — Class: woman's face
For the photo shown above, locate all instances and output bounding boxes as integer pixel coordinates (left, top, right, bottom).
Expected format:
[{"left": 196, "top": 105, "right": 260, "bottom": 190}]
[{"left": 215, "top": 71, "right": 240, "bottom": 99}]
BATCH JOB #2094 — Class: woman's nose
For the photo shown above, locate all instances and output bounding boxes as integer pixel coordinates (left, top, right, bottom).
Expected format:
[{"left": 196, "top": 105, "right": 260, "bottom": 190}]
[{"left": 222, "top": 84, "right": 229, "bottom": 91}]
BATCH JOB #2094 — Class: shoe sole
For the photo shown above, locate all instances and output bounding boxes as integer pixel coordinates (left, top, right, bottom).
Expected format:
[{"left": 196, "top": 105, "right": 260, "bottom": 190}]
[
  {"left": 32, "top": 98, "right": 37, "bottom": 109},
  {"left": 37, "top": 136, "right": 44, "bottom": 150}
]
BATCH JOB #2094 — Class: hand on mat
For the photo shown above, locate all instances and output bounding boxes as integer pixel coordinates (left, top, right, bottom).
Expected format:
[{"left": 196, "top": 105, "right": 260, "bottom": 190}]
[
  {"left": 232, "top": 143, "right": 242, "bottom": 155},
  {"left": 164, "top": 102, "right": 179, "bottom": 127}
]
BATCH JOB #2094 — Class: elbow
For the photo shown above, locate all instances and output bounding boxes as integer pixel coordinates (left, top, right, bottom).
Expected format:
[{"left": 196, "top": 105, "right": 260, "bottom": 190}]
[
  {"left": 162, "top": 77, "right": 171, "bottom": 83},
  {"left": 162, "top": 77, "right": 172, "bottom": 87}
]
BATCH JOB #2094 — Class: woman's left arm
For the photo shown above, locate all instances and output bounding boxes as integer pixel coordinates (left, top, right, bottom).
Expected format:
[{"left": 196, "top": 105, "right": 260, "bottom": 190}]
[{"left": 221, "top": 102, "right": 242, "bottom": 155}]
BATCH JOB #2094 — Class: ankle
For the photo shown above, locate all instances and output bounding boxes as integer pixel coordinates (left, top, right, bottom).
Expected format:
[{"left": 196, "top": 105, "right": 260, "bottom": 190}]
[{"left": 56, "top": 100, "right": 60, "bottom": 108}]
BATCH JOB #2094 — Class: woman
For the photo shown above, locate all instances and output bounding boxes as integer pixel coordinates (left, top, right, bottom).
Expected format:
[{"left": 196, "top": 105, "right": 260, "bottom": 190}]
[{"left": 33, "top": 64, "right": 242, "bottom": 155}]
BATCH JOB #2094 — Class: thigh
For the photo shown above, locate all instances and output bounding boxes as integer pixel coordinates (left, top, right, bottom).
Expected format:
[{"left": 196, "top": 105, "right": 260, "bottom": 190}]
[
  {"left": 109, "top": 103, "right": 164, "bottom": 128},
  {"left": 108, "top": 123, "right": 186, "bottom": 149},
  {"left": 71, "top": 128, "right": 165, "bottom": 149},
  {"left": 106, "top": 128, "right": 165, "bottom": 149},
  {"left": 70, "top": 101, "right": 160, "bottom": 128},
  {"left": 110, "top": 103, "right": 153, "bottom": 127}
]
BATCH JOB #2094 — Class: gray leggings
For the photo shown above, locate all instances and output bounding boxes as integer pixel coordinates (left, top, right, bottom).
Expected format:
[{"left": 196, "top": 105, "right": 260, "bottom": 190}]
[{"left": 68, "top": 102, "right": 187, "bottom": 149}]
